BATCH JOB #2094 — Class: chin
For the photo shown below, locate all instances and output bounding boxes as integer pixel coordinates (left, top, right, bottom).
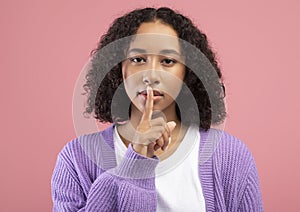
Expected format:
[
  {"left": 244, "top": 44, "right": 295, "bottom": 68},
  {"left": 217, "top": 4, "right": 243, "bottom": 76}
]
[{"left": 134, "top": 101, "right": 174, "bottom": 115}]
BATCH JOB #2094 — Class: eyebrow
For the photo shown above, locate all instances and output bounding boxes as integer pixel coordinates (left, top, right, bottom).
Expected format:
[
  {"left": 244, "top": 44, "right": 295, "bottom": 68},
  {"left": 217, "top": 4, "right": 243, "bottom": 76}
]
[{"left": 127, "top": 48, "right": 181, "bottom": 57}]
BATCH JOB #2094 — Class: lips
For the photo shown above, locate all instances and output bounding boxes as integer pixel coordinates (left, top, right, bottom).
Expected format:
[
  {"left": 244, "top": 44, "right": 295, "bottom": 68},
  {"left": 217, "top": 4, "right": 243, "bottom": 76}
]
[{"left": 138, "top": 89, "right": 164, "bottom": 96}]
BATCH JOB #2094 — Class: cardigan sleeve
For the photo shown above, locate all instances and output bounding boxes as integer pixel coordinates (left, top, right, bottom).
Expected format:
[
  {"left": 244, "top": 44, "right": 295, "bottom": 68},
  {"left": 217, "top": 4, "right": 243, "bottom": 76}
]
[
  {"left": 238, "top": 162, "right": 264, "bottom": 212},
  {"left": 51, "top": 143, "right": 159, "bottom": 212}
]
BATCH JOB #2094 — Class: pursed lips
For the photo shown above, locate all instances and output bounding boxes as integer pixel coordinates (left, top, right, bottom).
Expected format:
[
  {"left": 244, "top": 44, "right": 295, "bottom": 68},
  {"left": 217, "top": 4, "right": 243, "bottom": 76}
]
[{"left": 138, "top": 90, "right": 164, "bottom": 97}]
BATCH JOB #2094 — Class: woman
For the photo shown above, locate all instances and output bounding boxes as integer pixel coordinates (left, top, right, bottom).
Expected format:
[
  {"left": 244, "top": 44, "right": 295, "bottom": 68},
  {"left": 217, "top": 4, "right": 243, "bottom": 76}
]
[{"left": 51, "top": 7, "right": 263, "bottom": 211}]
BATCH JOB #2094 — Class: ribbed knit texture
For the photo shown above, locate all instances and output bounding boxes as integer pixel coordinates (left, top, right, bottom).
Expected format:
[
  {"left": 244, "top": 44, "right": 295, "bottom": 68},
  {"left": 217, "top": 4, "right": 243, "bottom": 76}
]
[{"left": 51, "top": 125, "right": 264, "bottom": 211}]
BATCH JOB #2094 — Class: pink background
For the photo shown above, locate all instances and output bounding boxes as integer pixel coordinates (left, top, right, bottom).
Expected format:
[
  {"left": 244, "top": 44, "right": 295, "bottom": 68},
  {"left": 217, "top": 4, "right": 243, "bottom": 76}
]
[{"left": 1, "top": 0, "right": 299, "bottom": 211}]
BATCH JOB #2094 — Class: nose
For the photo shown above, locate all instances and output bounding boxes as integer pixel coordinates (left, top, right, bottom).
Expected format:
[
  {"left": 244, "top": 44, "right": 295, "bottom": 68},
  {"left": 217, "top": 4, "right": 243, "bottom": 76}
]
[
  {"left": 142, "top": 70, "right": 161, "bottom": 86},
  {"left": 142, "top": 57, "right": 161, "bottom": 85}
]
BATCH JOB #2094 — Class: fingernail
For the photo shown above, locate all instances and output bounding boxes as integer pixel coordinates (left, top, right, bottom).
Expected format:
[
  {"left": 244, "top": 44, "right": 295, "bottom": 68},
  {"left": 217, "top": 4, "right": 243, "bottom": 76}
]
[
  {"left": 147, "top": 86, "right": 152, "bottom": 94},
  {"left": 167, "top": 121, "right": 176, "bottom": 132}
]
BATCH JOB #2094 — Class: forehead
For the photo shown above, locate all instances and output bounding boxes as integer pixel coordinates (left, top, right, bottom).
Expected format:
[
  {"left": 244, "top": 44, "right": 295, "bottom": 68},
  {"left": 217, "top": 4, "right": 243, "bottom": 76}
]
[
  {"left": 136, "top": 21, "right": 178, "bottom": 36},
  {"left": 128, "top": 34, "right": 180, "bottom": 54},
  {"left": 128, "top": 21, "right": 181, "bottom": 55}
]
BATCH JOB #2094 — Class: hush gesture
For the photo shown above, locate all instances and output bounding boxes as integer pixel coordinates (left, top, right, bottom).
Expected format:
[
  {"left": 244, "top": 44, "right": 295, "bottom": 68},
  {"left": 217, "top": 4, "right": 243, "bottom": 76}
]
[{"left": 132, "top": 86, "right": 176, "bottom": 158}]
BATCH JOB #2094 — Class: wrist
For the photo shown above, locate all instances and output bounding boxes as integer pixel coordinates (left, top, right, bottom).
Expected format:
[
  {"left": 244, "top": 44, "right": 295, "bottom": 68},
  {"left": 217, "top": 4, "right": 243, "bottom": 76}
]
[{"left": 132, "top": 144, "right": 150, "bottom": 157}]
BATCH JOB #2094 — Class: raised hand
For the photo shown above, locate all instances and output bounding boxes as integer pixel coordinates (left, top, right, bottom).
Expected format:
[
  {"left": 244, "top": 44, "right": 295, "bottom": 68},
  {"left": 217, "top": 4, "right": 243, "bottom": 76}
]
[{"left": 132, "top": 86, "right": 176, "bottom": 158}]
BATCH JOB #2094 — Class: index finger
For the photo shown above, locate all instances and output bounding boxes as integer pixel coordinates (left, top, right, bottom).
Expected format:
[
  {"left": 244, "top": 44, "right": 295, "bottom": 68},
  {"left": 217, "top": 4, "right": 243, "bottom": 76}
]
[{"left": 142, "top": 86, "right": 154, "bottom": 122}]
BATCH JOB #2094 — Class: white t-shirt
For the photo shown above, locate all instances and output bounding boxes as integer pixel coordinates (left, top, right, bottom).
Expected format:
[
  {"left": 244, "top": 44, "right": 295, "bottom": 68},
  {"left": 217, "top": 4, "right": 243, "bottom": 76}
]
[{"left": 113, "top": 125, "right": 206, "bottom": 212}]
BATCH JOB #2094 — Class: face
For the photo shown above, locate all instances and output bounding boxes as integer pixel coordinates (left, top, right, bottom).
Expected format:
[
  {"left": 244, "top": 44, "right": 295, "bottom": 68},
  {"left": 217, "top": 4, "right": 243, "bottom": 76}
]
[{"left": 122, "top": 21, "right": 186, "bottom": 114}]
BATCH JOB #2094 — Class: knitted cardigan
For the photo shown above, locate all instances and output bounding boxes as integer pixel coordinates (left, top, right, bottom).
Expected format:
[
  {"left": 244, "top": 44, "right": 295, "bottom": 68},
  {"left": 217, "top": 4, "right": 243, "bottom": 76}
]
[{"left": 51, "top": 125, "right": 264, "bottom": 211}]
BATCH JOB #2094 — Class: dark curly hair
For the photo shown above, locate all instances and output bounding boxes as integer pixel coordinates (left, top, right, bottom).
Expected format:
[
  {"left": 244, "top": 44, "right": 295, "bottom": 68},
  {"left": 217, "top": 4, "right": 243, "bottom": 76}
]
[{"left": 83, "top": 7, "right": 226, "bottom": 130}]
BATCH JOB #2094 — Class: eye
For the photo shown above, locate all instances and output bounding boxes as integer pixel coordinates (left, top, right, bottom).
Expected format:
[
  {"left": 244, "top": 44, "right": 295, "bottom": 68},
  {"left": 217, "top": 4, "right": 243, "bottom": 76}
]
[
  {"left": 161, "top": 58, "right": 177, "bottom": 66},
  {"left": 129, "top": 57, "right": 146, "bottom": 64}
]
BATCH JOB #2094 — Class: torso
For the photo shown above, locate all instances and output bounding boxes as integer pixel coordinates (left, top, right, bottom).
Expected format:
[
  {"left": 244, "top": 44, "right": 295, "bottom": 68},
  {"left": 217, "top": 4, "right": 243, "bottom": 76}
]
[{"left": 113, "top": 124, "right": 206, "bottom": 211}]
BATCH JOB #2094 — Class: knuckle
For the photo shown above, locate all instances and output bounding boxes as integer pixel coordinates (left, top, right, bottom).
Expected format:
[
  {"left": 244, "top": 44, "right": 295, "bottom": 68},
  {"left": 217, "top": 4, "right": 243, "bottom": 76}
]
[
  {"left": 159, "top": 117, "right": 166, "bottom": 124},
  {"left": 151, "top": 133, "right": 160, "bottom": 141},
  {"left": 159, "top": 126, "right": 165, "bottom": 132},
  {"left": 157, "top": 132, "right": 163, "bottom": 139}
]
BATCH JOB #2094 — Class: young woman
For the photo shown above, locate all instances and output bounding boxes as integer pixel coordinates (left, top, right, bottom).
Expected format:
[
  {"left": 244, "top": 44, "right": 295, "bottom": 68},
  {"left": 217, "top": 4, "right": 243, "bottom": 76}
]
[{"left": 51, "top": 7, "right": 263, "bottom": 211}]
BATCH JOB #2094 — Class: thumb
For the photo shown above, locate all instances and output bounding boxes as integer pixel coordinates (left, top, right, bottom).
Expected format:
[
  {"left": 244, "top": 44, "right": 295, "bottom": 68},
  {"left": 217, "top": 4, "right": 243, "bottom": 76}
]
[{"left": 167, "top": 121, "right": 176, "bottom": 133}]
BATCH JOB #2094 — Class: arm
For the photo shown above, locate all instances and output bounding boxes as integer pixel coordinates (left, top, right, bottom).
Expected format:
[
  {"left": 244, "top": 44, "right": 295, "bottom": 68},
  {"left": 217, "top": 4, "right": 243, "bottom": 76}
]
[
  {"left": 51, "top": 144, "right": 159, "bottom": 212},
  {"left": 238, "top": 163, "right": 264, "bottom": 212},
  {"left": 51, "top": 153, "right": 118, "bottom": 212}
]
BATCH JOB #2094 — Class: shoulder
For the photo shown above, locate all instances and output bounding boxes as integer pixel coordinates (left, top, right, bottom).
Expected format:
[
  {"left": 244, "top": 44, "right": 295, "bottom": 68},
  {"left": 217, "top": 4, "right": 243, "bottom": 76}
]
[
  {"left": 200, "top": 128, "right": 254, "bottom": 161},
  {"left": 200, "top": 129, "right": 263, "bottom": 209},
  {"left": 199, "top": 128, "right": 256, "bottom": 176},
  {"left": 58, "top": 125, "right": 115, "bottom": 166}
]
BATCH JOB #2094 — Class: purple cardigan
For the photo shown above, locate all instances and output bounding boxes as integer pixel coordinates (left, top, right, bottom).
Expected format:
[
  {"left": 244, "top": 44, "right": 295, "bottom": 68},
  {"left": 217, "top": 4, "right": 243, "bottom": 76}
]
[{"left": 51, "top": 125, "right": 263, "bottom": 211}]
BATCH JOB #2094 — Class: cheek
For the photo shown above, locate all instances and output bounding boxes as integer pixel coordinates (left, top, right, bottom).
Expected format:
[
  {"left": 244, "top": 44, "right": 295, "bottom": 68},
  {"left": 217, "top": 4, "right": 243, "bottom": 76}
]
[
  {"left": 121, "top": 69, "right": 142, "bottom": 100},
  {"left": 178, "top": 66, "right": 186, "bottom": 80},
  {"left": 169, "top": 64, "right": 186, "bottom": 80},
  {"left": 169, "top": 67, "right": 186, "bottom": 84},
  {"left": 122, "top": 62, "right": 133, "bottom": 80},
  {"left": 161, "top": 74, "right": 184, "bottom": 100}
]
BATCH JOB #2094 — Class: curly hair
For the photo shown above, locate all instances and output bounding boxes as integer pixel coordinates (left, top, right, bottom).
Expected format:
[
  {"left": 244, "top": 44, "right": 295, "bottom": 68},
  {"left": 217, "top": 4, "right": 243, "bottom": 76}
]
[{"left": 83, "top": 7, "right": 226, "bottom": 130}]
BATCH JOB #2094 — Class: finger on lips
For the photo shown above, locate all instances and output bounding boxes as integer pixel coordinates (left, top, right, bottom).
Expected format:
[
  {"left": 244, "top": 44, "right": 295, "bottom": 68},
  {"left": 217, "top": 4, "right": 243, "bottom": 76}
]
[
  {"left": 144, "top": 86, "right": 153, "bottom": 122},
  {"left": 139, "top": 86, "right": 176, "bottom": 153}
]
